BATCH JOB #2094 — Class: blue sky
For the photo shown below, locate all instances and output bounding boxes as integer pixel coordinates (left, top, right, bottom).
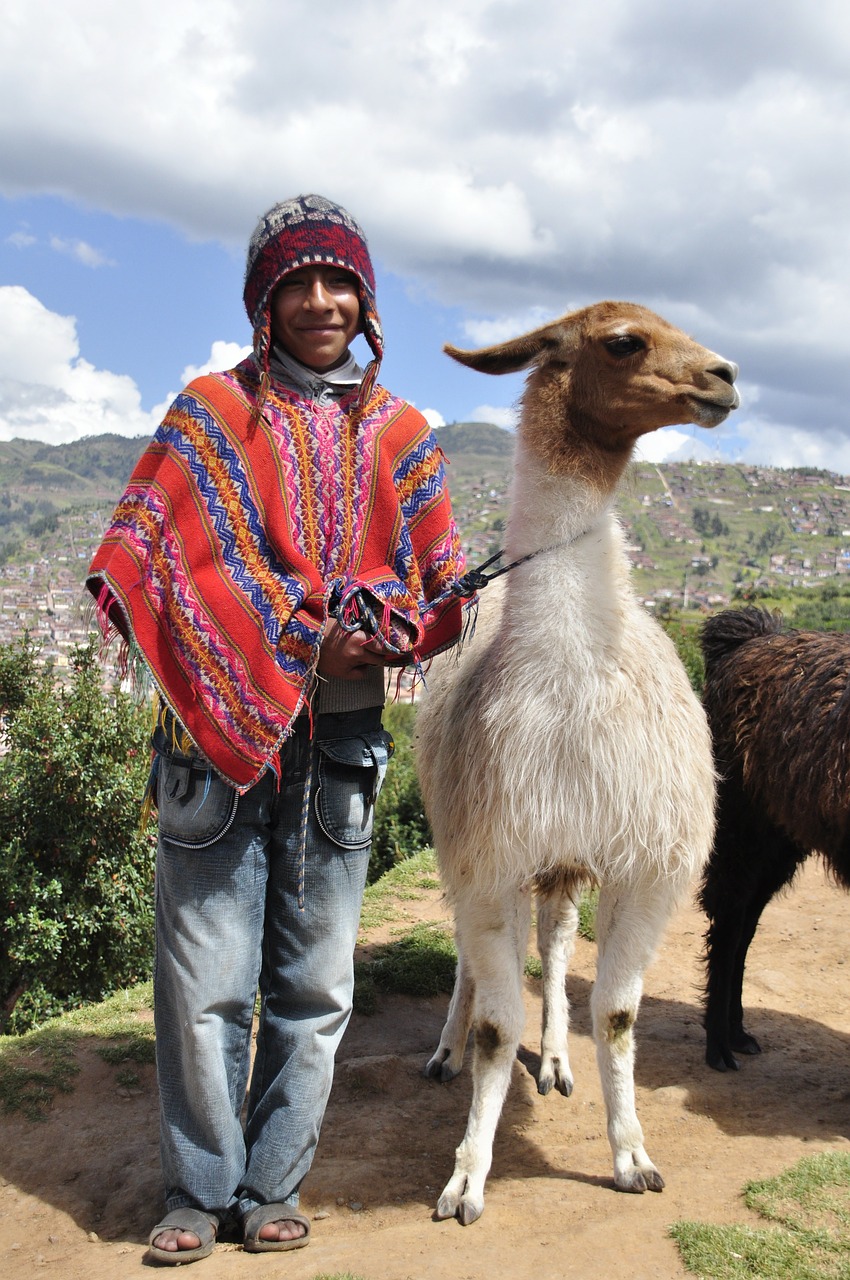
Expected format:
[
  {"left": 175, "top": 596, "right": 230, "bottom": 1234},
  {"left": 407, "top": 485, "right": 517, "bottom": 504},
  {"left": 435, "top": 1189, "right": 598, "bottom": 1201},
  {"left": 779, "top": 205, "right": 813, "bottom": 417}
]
[
  {"left": 1, "top": 190, "right": 529, "bottom": 443},
  {"left": 2, "top": 0, "right": 849, "bottom": 469}
]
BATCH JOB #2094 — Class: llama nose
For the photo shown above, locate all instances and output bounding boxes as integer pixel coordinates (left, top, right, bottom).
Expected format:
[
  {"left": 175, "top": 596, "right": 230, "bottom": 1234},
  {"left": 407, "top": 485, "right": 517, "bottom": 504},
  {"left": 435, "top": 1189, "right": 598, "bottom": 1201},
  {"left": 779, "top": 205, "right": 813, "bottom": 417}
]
[{"left": 709, "top": 360, "right": 738, "bottom": 386}]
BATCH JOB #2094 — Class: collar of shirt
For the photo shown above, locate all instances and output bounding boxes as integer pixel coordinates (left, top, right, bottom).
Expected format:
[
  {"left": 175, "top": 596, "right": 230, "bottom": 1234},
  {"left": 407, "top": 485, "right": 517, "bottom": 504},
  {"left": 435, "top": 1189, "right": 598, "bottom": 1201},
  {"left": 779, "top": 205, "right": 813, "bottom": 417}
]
[{"left": 269, "top": 344, "right": 363, "bottom": 406}]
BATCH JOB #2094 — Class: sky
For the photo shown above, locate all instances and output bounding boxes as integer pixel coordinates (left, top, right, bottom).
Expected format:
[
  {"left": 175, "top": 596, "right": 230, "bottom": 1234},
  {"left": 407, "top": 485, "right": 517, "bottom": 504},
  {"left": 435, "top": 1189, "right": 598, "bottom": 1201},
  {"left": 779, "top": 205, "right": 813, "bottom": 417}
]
[{"left": 1, "top": 0, "right": 849, "bottom": 470}]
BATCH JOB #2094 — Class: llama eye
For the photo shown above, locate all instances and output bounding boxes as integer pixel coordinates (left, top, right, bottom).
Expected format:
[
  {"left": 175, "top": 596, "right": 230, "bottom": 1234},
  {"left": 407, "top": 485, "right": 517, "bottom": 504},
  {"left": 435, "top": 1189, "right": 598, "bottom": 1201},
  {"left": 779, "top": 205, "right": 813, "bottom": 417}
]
[{"left": 603, "top": 335, "right": 646, "bottom": 358}]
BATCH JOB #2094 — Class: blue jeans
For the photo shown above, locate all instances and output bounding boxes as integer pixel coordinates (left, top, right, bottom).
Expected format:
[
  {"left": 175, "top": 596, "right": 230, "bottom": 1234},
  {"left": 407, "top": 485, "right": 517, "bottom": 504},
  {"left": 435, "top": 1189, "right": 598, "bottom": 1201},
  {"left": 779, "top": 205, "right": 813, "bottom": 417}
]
[{"left": 152, "top": 707, "right": 391, "bottom": 1223}]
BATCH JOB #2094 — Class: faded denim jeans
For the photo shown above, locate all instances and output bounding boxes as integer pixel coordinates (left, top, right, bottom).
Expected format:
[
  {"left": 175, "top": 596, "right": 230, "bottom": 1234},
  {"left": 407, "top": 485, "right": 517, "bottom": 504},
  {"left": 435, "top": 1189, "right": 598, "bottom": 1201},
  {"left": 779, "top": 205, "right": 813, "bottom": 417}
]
[{"left": 152, "top": 707, "right": 392, "bottom": 1223}]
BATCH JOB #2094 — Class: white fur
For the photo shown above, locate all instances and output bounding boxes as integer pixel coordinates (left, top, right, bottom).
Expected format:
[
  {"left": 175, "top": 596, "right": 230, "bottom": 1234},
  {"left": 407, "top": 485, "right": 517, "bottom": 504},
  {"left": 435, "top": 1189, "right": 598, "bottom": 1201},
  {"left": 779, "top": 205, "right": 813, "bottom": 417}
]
[{"left": 416, "top": 302, "right": 734, "bottom": 1224}]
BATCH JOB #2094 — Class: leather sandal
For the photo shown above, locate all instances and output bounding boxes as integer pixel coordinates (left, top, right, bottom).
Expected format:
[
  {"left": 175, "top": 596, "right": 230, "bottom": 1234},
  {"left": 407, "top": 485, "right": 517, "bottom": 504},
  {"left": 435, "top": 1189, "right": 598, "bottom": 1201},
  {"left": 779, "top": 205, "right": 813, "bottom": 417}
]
[
  {"left": 147, "top": 1207, "right": 218, "bottom": 1264},
  {"left": 242, "top": 1204, "right": 311, "bottom": 1253}
]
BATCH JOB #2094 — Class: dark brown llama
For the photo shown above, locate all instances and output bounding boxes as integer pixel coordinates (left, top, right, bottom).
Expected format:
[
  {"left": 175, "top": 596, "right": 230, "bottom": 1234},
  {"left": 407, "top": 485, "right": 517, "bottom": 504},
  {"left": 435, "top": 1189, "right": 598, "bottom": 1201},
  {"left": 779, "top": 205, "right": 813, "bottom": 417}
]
[{"left": 699, "top": 605, "right": 850, "bottom": 1071}]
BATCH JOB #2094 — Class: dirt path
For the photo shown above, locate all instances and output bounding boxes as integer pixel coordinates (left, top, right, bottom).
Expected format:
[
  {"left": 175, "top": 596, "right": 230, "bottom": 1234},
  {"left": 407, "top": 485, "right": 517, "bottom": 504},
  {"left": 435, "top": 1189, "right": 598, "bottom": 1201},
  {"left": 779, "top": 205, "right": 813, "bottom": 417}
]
[{"left": 1, "top": 860, "right": 848, "bottom": 1279}]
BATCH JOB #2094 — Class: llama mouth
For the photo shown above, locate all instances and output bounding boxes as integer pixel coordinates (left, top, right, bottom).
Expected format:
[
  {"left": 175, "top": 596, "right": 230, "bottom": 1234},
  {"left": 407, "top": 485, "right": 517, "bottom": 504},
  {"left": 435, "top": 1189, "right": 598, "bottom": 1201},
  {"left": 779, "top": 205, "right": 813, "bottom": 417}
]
[{"left": 690, "top": 393, "right": 739, "bottom": 427}]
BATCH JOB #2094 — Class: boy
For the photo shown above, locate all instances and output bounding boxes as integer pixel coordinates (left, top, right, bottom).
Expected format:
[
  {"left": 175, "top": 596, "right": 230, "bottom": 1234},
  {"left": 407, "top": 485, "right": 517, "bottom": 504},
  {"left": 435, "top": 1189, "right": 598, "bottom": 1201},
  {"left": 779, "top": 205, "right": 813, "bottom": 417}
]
[{"left": 87, "top": 194, "right": 466, "bottom": 1263}]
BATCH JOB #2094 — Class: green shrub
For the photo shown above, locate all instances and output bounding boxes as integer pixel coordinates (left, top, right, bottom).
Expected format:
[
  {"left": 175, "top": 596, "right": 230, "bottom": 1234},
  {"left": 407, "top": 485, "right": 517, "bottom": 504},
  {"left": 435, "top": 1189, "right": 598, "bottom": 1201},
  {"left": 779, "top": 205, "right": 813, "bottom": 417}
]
[
  {"left": 659, "top": 614, "right": 705, "bottom": 694},
  {"left": 370, "top": 700, "right": 432, "bottom": 882},
  {"left": 0, "top": 637, "right": 155, "bottom": 1033}
]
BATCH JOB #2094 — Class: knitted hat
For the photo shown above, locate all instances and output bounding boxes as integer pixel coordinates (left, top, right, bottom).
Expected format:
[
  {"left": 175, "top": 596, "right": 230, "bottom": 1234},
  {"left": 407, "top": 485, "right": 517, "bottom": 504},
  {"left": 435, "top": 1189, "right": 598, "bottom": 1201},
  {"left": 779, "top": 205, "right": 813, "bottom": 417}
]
[{"left": 244, "top": 194, "right": 383, "bottom": 410}]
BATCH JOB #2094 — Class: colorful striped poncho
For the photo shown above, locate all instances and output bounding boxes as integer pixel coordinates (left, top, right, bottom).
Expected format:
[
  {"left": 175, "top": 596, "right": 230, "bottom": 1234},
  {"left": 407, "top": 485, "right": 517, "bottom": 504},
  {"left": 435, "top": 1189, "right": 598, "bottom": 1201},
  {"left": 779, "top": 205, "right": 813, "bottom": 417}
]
[{"left": 87, "top": 358, "right": 466, "bottom": 791}]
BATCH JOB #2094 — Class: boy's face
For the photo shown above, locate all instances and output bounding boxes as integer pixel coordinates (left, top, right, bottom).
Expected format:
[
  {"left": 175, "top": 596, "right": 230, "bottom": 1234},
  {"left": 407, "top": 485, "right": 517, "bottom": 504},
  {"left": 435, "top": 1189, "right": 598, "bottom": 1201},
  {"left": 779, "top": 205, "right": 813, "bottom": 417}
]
[{"left": 271, "top": 266, "right": 361, "bottom": 372}]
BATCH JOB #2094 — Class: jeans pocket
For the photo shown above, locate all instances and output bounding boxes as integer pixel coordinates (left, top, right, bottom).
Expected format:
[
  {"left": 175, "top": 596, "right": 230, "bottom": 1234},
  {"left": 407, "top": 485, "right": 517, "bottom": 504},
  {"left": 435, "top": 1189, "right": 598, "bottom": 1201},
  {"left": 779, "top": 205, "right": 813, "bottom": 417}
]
[
  {"left": 156, "top": 753, "right": 239, "bottom": 849},
  {"left": 314, "top": 729, "right": 394, "bottom": 850}
]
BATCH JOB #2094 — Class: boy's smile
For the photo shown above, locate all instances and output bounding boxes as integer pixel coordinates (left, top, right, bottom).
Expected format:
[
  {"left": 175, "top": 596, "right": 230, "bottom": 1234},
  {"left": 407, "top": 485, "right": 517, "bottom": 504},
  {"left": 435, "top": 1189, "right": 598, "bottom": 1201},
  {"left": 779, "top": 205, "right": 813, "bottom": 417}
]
[{"left": 271, "top": 266, "right": 361, "bottom": 372}]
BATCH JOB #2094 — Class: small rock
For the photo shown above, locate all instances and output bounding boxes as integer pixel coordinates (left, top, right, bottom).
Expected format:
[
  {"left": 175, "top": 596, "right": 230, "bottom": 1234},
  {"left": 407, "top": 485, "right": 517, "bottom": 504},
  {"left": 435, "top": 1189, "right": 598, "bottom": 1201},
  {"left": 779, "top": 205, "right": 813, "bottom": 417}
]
[
  {"left": 653, "top": 1085, "right": 690, "bottom": 1105},
  {"left": 87, "top": 1231, "right": 100, "bottom": 1243},
  {"left": 349, "top": 1201, "right": 363, "bottom": 1212},
  {"left": 341, "top": 1054, "right": 403, "bottom": 1092},
  {"left": 313, "top": 1210, "right": 330, "bottom": 1221}
]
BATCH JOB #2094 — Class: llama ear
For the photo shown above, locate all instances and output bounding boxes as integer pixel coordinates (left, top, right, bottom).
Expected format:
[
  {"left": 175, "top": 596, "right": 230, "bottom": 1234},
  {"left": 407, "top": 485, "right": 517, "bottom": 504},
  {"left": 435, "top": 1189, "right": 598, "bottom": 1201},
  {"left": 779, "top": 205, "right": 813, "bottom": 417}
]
[{"left": 444, "top": 318, "right": 573, "bottom": 376}]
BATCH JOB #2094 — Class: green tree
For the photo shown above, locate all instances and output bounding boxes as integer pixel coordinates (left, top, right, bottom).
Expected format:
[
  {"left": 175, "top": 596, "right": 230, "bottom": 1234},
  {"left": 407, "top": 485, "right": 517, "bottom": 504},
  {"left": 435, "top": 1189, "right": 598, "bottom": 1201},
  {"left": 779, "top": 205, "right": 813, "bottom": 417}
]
[{"left": 0, "top": 638, "right": 156, "bottom": 1033}]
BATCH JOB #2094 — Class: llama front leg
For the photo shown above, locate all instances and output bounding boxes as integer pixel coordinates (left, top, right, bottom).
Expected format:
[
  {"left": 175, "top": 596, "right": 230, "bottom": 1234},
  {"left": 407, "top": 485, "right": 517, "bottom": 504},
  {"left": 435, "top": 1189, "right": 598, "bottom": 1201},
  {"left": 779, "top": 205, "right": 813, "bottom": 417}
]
[
  {"left": 425, "top": 944, "right": 474, "bottom": 1081},
  {"left": 592, "top": 879, "right": 679, "bottom": 1194},
  {"left": 435, "top": 889, "right": 530, "bottom": 1224},
  {"left": 536, "top": 883, "right": 580, "bottom": 1097}
]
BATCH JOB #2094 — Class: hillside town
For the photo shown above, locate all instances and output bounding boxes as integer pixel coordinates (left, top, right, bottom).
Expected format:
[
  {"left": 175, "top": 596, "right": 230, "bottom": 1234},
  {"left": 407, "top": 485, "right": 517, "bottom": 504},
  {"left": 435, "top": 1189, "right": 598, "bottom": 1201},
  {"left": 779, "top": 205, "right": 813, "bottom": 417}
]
[
  {"left": 0, "top": 505, "right": 108, "bottom": 667},
  {"left": 4, "top": 444, "right": 850, "bottom": 671}
]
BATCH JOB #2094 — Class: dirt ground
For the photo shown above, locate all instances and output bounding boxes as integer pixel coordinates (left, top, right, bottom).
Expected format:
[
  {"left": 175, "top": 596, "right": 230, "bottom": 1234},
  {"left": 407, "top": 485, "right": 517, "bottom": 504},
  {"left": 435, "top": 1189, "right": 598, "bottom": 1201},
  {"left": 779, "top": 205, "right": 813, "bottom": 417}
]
[{"left": 1, "top": 858, "right": 847, "bottom": 1280}]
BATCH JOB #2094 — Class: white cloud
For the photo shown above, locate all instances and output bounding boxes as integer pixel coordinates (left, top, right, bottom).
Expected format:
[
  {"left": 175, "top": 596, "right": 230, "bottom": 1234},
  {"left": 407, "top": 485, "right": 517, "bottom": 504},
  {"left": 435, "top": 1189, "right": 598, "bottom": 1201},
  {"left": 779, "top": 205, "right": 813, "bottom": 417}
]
[
  {"left": 0, "top": 286, "right": 155, "bottom": 443},
  {"left": 180, "top": 340, "right": 251, "bottom": 386},
  {"left": 633, "top": 428, "right": 723, "bottom": 465},
  {"left": 461, "top": 308, "right": 561, "bottom": 350},
  {"left": 420, "top": 408, "right": 446, "bottom": 430},
  {"left": 6, "top": 229, "right": 35, "bottom": 249},
  {"left": 49, "top": 235, "right": 114, "bottom": 268},
  {"left": 469, "top": 404, "right": 518, "bottom": 430},
  {"left": 730, "top": 417, "right": 850, "bottom": 474},
  {"left": 1, "top": 0, "right": 849, "bottom": 462},
  {"left": 149, "top": 340, "right": 253, "bottom": 420}
]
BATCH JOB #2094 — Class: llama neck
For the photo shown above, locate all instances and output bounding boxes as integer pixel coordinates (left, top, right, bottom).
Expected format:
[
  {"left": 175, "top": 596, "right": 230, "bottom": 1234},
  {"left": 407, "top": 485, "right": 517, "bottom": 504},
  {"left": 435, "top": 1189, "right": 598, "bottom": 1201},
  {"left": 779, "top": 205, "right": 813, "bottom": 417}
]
[
  {"left": 499, "top": 441, "right": 635, "bottom": 668},
  {"left": 504, "top": 443, "right": 621, "bottom": 561}
]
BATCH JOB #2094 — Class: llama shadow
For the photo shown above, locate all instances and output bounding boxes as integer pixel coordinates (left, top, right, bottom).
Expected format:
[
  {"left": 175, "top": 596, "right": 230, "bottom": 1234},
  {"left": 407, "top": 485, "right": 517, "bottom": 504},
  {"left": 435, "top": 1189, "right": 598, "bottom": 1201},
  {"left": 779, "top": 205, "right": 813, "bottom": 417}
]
[
  {"left": 514, "top": 972, "right": 849, "bottom": 1144},
  {"left": 322, "top": 981, "right": 849, "bottom": 1205}
]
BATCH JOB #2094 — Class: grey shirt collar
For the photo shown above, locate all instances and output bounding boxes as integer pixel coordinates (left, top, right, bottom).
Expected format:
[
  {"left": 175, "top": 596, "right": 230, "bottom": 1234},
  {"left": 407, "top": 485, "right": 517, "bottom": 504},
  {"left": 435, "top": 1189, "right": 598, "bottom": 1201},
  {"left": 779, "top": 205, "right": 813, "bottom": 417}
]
[{"left": 269, "top": 344, "right": 363, "bottom": 405}]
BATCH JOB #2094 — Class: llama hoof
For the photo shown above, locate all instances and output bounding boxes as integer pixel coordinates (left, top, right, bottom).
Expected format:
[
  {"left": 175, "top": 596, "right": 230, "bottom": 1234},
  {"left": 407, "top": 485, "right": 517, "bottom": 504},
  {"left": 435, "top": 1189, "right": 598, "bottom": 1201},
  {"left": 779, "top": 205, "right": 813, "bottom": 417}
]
[
  {"left": 615, "top": 1173, "right": 647, "bottom": 1194},
  {"left": 730, "top": 1030, "right": 762, "bottom": 1056},
  {"left": 555, "top": 1074, "right": 573, "bottom": 1098},
  {"left": 537, "top": 1071, "right": 573, "bottom": 1098},
  {"left": 435, "top": 1194, "right": 482, "bottom": 1225},
  {"left": 435, "top": 1176, "right": 483, "bottom": 1225},
  {"left": 614, "top": 1158, "right": 664, "bottom": 1194},
  {"left": 457, "top": 1198, "right": 483, "bottom": 1226},
  {"left": 434, "top": 1194, "right": 455, "bottom": 1220},
  {"left": 424, "top": 1049, "right": 461, "bottom": 1082},
  {"left": 706, "top": 1042, "right": 741, "bottom": 1072}
]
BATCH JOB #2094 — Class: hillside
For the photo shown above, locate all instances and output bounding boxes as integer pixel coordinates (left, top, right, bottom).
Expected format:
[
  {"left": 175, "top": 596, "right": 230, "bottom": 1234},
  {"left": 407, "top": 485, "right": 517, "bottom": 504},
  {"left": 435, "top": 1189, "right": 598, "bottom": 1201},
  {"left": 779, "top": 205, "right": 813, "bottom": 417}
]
[
  {"left": 439, "top": 425, "right": 850, "bottom": 617},
  {"left": 4, "top": 425, "right": 850, "bottom": 664},
  {"left": 0, "top": 435, "right": 148, "bottom": 570}
]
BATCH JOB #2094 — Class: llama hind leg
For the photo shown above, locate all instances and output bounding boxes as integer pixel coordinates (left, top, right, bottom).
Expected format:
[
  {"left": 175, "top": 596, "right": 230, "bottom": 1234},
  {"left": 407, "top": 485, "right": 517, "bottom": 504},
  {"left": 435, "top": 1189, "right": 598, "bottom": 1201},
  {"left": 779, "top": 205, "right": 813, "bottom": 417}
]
[
  {"left": 701, "top": 819, "right": 805, "bottom": 1071},
  {"left": 592, "top": 879, "right": 679, "bottom": 1194},
  {"left": 435, "top": 889, "right": 531, "bottom": 1225},
  {"left": 536, "top": 882, "right": 580, "bottom": 1097},
  {"left": 425, "top": 945, "right": 474, "bottom": 1081}
]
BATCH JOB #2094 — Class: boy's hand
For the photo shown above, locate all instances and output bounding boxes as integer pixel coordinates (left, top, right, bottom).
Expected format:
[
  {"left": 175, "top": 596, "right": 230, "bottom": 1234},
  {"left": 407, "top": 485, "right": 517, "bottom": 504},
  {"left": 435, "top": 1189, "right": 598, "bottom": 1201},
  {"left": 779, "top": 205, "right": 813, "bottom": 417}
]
[{"left": 318, "top": 617, "right": 387, "bottom": 680}]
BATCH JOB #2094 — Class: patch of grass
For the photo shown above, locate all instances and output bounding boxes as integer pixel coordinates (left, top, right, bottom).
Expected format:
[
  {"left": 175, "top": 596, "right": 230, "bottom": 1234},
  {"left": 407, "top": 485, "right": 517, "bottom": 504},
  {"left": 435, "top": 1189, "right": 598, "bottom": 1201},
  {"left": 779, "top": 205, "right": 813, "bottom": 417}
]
[
  {"left": 358, "top": 848, "right": 440, "bottom": 934},
  {"left": 0, "top": 981, "right": 154, "bottom": 1119},
  {"left": 311, "top": 1273, "right": 369, "bottom": 1280},
  {"left": 578, "top": 887, "right": 598, "bottom": 942},
  {"left": 745, "top": 1152, "right": 850, "bottom": 1238},
  {"left": 0, "top": 1026, "right": 80, "bottom": 1121},
  {"left": 355, "top": 920, "right": 457, "bottom": 1009},
  {"left": 524, "top": 955, "right": 543, "bottom": 979},
  {"left": 671, "top": 1152, "right": 850, "bottom": 1280},
  {"left": 669, "top": 1221, "right": 844, "bottom": 1280}
]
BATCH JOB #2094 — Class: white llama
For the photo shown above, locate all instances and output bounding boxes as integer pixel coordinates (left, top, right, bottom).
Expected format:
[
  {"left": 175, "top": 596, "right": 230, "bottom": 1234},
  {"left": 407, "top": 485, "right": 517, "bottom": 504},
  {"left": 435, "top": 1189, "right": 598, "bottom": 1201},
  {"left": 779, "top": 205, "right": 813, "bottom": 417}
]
[{"left": 416, "top": 301, "right": 739, "bottom": 1224}]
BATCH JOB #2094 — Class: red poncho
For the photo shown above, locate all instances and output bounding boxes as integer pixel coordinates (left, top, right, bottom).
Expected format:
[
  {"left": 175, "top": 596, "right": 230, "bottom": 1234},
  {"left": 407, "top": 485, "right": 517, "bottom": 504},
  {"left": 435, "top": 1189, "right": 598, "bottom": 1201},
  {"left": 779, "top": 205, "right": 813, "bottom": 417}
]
[{"left": 87, "top": 360, "right": 466, "bottom": 790}]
